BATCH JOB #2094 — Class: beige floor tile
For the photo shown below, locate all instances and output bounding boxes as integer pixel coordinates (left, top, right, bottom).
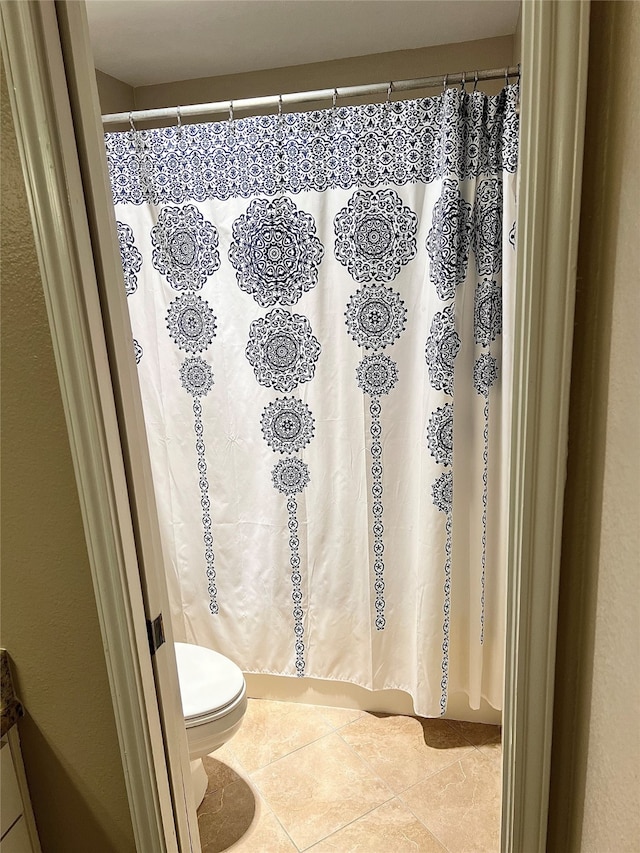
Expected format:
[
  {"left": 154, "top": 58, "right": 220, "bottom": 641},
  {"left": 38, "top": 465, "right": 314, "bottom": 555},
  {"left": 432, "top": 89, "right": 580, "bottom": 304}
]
[
  {"left": 315, "top": 705, "right": 364, "bottom": 729},
  {"left": 445, "top": 719, "right": 502, "bottom": 747},
  {"left": 230, "top": 698, "right": 334, "bottom": 771},
  {"left": 225, "top": 803, "right": 297, "bottom": 853},
  {"left": 197, "top": 776, "right": 257, "bottom": 852},
  {"left": 338, "top": 712, "right": 476, "bottom": 794},
  {"left": 307, "top": 798, "right": 447, "bottom": 853},
  {"left": 202, "top": 747, "right": 246, "bottom": 796},
  {"left": 252, "top": 731, "right": 393, "bottom": 850},
  {"left": 401, "top": 750, "right": 502, "bottom": 853},
  {"left": 478, "top": 738, "right": 503, "bottom": 767}
]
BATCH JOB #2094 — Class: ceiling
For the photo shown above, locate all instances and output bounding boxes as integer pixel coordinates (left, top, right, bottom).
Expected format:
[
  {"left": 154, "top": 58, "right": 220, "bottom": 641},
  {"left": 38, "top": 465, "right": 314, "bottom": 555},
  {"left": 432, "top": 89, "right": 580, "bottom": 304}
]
[{"left": 86, "top": 0, "right": 520, "bottom": 88}]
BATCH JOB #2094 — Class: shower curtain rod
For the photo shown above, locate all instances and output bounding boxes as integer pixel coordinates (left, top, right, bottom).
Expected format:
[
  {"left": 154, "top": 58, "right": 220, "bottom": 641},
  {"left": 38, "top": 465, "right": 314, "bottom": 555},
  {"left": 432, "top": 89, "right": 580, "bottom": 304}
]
[{"left": 101, "top": 64, "right": 520, "bottom": 127}]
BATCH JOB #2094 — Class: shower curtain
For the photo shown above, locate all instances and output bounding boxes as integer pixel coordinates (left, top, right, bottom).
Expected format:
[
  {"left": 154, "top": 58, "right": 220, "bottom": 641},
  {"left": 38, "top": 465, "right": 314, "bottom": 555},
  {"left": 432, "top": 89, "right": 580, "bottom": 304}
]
[{"left": 106, "top": 84, "right": 518, "bottom": 717}]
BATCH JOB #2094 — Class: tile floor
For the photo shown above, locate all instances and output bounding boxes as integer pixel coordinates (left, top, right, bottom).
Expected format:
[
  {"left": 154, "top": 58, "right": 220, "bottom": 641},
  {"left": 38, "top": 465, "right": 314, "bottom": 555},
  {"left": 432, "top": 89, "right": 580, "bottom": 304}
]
[{"left": 197, "top": 698, "right": 502, "bottom": 853}]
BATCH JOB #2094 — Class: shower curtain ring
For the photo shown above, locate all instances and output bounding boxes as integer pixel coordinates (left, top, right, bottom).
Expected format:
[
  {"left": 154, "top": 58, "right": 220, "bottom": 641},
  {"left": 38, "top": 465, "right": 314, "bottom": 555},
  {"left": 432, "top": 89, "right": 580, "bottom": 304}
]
[
  {"left": 386, "top": 81, "right": 393, "bottom": 105},
  {"left": 278, "top": 94, "right": 283, "bottom": 118},
  {"left": 460, "top": 71, "right": 466, "bottom": 92},
  {"left": 505, "top": 67, "right": 509, "bottom": 86},
  {"left": 228, "top": 100, "right": 234, "bottom": 134},
  {"left": 332, "top": 87, "right": 338, "bottom": 110},
  {"left": 129, "top": 111, "right": 136, "bottom": 133},
  {"left": 443, "top": 74, "right": 448, "bottom": 93},
  {"left": 473, "top": 71, "right": 479, "bottom": 92},
  {"left": 176, "top": 106, "right": 182, "bottom": 135}
]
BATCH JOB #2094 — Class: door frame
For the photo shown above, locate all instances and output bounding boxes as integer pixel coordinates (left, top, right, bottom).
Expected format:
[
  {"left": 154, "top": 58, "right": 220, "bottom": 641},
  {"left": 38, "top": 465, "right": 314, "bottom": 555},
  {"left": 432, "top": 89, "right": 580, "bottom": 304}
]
[{"left": 0, "top": 1, "right": 589, "bottom": 851}]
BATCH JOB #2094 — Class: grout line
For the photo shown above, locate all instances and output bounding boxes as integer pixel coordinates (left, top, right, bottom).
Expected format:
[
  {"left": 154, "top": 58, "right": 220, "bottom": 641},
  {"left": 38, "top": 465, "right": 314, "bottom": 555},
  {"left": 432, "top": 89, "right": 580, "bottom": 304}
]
[
  {"left": 300, "top": 796, "right": 396, "bottom": 852},
  {"left": 246, "top": 727, "right": 344, "bottom": 775},
  {"left": 211, "top": 699, "right": 501, "bottom": 852},
  {"left": 397, "top": 780, "right": 458, "bottom": 852},
  {"left": 333, "top": 717, "right": 488, "bottom": 797}
]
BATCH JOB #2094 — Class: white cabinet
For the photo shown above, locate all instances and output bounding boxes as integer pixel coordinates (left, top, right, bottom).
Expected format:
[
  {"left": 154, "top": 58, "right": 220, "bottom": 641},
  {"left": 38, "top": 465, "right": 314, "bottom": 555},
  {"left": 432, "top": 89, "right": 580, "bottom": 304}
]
[{"left": 0, "top": 733, "right": 40, "bottom": 852}]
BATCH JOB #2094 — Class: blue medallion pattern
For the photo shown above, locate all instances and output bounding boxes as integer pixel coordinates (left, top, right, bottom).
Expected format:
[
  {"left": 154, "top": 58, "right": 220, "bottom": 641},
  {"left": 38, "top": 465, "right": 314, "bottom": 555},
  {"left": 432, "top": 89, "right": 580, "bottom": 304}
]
[
  {"left": 356, "top": 354, "right": 399, "bottom": 397},
  {"left": 133, "top": 339, "right": 143, "bottom": 364},
  {"left": 426, "top": 404, "right": 454, "bottom": 467},
  {"left": 246, "top": 309, "right": 321, "bottom": 392},
  {"left": 287, "top": 495, "right": 306, "bottom": 675},
  {"left": 473, "top": 352, "right": 499, "bottom": 645},
  {"left": 431, "top": 470, "right": 452, "bottom": 715},
  {"left": 179, "top": 357, "right": 214, "bottom": 397},
  {"left": 472, "top": 178, "right": 503, "bottom": 276},
  {"left": 334, "top": 189, "right": 418, "bottom": 282},
  {"left": 261, "top": 397, "right": 315, "bottom": 455},
  {"left": 151, "top": 205, "right": 220, "bottom": 291},
  {"left": 109, "top": 81, "right": 520, "bottom": 713},
  {"left": 432, "top": 470, "right": 453, "bottom": 515},
  {"left": 426, "top": 179, "right": 473, "bottom": 300},
  {"left": 473, "top": 353, "right": 499, "bottom": 397},
  {"left": 271, "top": 459, "right": 310, "bottom": 675},
  {"left": 117, "top": 221, "right": 142, "bottom": 295},
  {"left": 166, "top": 293, "right": 217, "bottom": 353},
  {"left": 229, "top": 198, "right": 324, "bottom": 307},
  {"left": 425, "top": 305, "right": 460, "bottom": 396},
  {"left": 106, "top": 87, "right": 519, "bottom": 205},
  {"left": 354, "top": 354, "right": 398, "bottom": 630},
  {"left": 369, "top": 398, "right": 387, "bottom": 630},
  {"left": 473, "top": 280, "right": 502, "bottom": 346},
  {"left": 178, "top": 357, "right": 218, "bottom": 614},
  {"left": 345, "top": 284, "right": 407, "bottom": 350},
  {"left": 271, "top": 457, "right": 310, "bottom": 495}
]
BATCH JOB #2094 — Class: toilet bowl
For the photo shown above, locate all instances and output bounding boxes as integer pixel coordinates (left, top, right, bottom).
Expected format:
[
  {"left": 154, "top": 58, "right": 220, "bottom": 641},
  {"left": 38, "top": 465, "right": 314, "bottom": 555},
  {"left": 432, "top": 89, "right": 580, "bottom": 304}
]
[{"left": 174, "top": 642, "right": 247, "bottom": 809}]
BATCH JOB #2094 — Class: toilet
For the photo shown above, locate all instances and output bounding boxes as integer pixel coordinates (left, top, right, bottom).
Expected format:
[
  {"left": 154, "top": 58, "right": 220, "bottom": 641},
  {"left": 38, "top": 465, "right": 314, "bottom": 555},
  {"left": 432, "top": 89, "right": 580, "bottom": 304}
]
[{"left": 174, "top": 642, "right": 247, "bottom": 809}]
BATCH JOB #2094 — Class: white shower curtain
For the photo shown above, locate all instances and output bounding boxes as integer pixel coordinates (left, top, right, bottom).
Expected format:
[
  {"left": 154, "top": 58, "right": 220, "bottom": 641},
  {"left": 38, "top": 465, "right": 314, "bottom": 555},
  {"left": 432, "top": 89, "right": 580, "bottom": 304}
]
[{"left": 106, "top": 84, "right": 518, "bottom": 717}]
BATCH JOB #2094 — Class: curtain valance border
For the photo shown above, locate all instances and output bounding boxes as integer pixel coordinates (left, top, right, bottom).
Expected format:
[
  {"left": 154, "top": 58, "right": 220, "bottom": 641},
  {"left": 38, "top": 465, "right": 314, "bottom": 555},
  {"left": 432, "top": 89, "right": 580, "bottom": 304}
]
[{"left": 105, "top": 85, "right": 519, "bottom": 206}]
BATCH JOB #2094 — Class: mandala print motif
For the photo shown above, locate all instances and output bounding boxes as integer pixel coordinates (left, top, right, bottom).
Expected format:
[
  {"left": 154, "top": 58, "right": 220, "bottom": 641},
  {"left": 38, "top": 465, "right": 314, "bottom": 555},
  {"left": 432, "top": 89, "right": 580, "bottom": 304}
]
[
  {"left": 246, "top": 308, "right": 321, "bottom": 392},
  {"left": 431, "top": 469, "right": 453, "bottom": 716},
  {"left": 191, "top": 395, "right": 217, "bottom": 614},
  {"left": 509, "top": 221, "right": 516, "bottom": 250},
  {"left": 107, "top": 88, "right": 519, "bottom": 206},
  {"left": 117, "top": 222, "right": 142, "bottom": 295},
  {"left": 426, "top": 404, "right": 454, "bottom": 466},
  {"left": 179, "top": 357, "right": 214, "bottom": 397},
  {"left": 432, "top": 471, "right": 453, "bottom": 515},
  {"left": 286, "top": 495, "right": 306, "bottom": 676},
  {"left": 473, "top": 280, "right": 503, "bottom": 346},
  {"left": 356, "top": 354, "right": 399, "bottom": 397},
  {"left": 229, "top": 197, "right": 324, "bottom": 307},
  {"left": 345, "top": 284, "right": 407, "bottom": 350},
  {"left": 151, "top": 204, "right": 220, "bottom": 291},
  {"left": 473, "top": 354, "right": 499, "bottom": 398},
  {"left": 166, "top": 293, "right": 217, "bottom": 353},
  {"left": 472, "top": 178, "right": 503, "bottom": 276},
  {"left": 261, "top": 397, "right": 315, "bottom": 454},
  {"left": 369, "top": 398, "right": 387, "bottom": 630},
  {"left": 425, "top": 305, "right": 460, "bottom": 396},
  {"left": 334, "top": 189, "right": 418, "bottom": 283},
  {"left": 133, "top": 339, "right": 143, "bottom": 364},
  {"left": 271, "top": 457, "right": 311, "bottom": 495},
  {"left": 426, "top": 179, "right": 472, "bottom": 301}
]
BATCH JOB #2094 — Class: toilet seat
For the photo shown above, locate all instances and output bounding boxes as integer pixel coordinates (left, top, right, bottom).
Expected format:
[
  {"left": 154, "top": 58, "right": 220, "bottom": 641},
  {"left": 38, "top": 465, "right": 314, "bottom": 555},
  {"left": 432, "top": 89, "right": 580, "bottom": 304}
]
[
  {"left": 174, "top": 642, "right": 248, "bottom": 807},
  {"left": 175, "top": 642, "right": 245, "bottom": 722}
]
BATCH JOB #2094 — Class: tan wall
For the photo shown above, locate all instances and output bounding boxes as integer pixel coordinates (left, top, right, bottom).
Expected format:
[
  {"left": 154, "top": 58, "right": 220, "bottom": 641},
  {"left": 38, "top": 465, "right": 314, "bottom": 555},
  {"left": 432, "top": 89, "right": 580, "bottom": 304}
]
[
  {"left": 95, "top": 68, "right": 134, "bottom": 114},
  {"left": 0, "top": 65, "right": 136, "bottom": 853},
  {"left": 96, "top": 35, "right": 514, "bottom": 121},
  {"left": 548, "top": 2, "right": 640, "bottom": 850}
]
